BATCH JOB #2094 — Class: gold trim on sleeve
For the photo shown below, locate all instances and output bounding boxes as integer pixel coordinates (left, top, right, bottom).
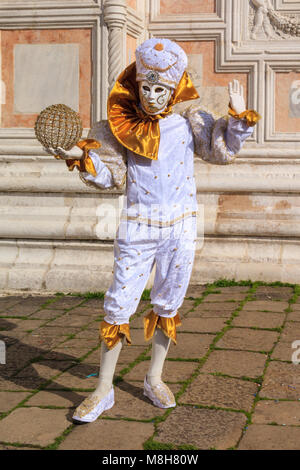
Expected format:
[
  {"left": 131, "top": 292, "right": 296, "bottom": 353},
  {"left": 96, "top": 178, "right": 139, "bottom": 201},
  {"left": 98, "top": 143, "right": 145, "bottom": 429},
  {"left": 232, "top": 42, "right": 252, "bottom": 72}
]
[
  {"left": 59, "top": 139, "right": 101, "bottom": 177},
  {"left": 228, "top": 106, "right": 261, "bottom": 127}
]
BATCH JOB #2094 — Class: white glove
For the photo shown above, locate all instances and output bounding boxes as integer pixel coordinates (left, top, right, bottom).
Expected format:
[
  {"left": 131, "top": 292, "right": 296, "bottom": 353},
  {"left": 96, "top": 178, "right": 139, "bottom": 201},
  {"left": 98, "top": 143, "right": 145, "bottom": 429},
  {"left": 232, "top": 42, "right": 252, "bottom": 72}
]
[
  {"left": 228, "top": 80, "right": 246, "bottom": 115},
  {"left": 43, "top": 145, "right": 84, "bottom": 160}
]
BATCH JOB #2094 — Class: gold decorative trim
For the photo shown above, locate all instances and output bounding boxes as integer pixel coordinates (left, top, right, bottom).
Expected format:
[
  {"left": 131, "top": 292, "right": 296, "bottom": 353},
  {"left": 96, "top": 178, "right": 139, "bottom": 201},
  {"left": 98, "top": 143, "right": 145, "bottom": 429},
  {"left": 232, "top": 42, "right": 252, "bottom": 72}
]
[
  {"left": 120, "top": 172, "right": 127, "bottom": 187},
  {"left": 228, "top": 107, "right": 261, "bottom": 127},
  {"left": 136, "top": 73, "right": 177, "bottom": 87},
  {"left": 121, "top": 211, "right": 196, "bottom": 227},
  {"left": 100, "top": 320, "right": 131, "bottom": 350},
  {"left": 73, "top": 394, "right": 105, "bottom": 419},
  {"left": 144, "top": 310, "right": 182, "bottom": 345},
  {"left": 108, "top": 62, "right": 199, "bottom": 160},
  {"left": 79, "top": 173, "right": 102, "bottom": 191},
  {"left": 140, "top": 56, "right": 178, "bottom": 73}
]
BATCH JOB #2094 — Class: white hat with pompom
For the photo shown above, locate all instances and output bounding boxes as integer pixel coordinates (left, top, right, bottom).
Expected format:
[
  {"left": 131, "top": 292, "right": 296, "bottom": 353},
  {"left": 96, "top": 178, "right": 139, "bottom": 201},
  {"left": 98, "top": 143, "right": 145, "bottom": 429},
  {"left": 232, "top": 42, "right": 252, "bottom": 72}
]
[{"left": 135, "top": 38, "right": 188, "bottom": 89}]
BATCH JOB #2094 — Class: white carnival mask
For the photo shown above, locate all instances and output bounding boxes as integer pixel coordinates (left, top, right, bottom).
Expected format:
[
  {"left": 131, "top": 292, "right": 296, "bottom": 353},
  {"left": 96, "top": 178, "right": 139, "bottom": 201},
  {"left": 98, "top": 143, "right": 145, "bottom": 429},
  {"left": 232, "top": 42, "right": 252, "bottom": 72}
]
[{"left": 138, "top": 80, "right": 172, "bottom": 115}]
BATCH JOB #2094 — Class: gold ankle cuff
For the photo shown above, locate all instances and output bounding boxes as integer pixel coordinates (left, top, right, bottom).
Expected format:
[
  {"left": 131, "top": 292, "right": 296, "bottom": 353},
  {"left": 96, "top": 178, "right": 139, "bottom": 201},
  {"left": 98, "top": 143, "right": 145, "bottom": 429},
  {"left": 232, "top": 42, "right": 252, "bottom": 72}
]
[
  {"left": 99, "top": 320, "right": 132, "bottom": 350},
  {"left": 143, "top": 310, "right": 182, "bottom": 345}
]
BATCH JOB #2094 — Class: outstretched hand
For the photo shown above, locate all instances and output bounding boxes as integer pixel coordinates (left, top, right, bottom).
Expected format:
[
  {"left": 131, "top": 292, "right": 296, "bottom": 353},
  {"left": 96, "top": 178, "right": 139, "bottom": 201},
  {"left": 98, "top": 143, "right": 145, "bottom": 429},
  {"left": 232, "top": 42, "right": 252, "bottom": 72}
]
[
  {"left": 43, "top": 145, "right": 84, "bottom": 160},
  {"left": 228, "top": 80, "right": 246, "bottom": 115}
]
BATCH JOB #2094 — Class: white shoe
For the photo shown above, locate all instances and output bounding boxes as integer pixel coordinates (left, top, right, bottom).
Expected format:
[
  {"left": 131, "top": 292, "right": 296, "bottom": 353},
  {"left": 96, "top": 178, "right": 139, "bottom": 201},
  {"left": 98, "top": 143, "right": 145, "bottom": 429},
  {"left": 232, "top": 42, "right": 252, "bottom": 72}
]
[
  {"left": 143, "top": 375, "right": 176, "bottom": 409},
  {"left": 72, "top": 387, "right": 115, "bottom": 423}
]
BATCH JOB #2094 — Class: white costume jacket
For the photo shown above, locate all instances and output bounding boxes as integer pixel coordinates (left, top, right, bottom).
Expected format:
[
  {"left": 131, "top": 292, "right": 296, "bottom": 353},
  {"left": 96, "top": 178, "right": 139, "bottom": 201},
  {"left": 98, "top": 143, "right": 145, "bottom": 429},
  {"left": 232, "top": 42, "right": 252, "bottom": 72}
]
[
  {"left": 80, "top": 107, "right": 254, "bottom": 227},
  {"left": 74, "top": 106, "right": 256, "bottom": 336}
]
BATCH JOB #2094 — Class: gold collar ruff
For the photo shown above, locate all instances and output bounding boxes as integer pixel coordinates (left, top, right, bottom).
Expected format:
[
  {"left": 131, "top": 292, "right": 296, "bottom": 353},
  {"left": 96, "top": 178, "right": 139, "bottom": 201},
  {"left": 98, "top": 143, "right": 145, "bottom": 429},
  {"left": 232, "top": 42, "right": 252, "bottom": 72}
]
[{"left": 107, "top": 62, "right": 199, "bottom": 160}]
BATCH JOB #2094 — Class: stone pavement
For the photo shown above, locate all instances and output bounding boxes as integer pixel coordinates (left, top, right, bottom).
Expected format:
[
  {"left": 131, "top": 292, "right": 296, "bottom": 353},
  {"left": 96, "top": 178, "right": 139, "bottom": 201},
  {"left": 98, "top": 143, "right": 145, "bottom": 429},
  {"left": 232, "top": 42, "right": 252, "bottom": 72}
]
[{"left": 0, "top": 282, "right": 300, "bottom": 450}]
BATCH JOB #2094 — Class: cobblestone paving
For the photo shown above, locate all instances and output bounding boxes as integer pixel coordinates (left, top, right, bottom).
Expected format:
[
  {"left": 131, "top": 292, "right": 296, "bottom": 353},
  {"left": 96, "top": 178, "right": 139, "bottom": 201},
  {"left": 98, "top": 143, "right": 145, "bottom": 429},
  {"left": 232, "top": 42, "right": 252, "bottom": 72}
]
[{"left": 0, "top": 282, "right": 300, "bottom": 450}]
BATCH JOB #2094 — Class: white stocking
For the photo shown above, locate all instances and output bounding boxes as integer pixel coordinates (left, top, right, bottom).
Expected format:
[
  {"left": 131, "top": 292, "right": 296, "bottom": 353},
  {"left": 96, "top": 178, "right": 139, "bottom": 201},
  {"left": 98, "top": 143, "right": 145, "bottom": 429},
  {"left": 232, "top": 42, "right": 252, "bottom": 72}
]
[
  {"left": 90, "top": 337, "right": 124, "bottom": 399},
  {"left": 147, "top": 327, "right": 171, "bottom": 386}
]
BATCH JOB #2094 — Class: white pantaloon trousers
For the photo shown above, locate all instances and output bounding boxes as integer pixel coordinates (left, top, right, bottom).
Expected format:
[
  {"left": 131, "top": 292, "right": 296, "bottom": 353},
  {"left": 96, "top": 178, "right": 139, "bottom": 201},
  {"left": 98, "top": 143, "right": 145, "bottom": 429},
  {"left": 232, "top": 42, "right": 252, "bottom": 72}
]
[{"left": 103, "top": 216, "right": 197, "bottom": 325}]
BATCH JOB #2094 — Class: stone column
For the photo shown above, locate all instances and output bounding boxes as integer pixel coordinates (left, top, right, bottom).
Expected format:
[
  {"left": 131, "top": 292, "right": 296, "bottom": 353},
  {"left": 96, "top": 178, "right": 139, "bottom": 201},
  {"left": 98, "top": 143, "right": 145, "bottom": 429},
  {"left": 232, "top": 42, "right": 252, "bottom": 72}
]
[{"left": 103, "top": 0, "right": 127, "bottom": 90}]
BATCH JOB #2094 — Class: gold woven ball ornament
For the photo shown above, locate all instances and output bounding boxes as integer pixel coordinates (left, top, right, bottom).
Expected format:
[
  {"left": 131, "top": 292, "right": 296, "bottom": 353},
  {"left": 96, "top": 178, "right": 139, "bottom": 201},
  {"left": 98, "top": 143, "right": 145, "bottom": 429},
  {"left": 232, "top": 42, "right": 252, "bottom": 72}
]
[{"left": 34, "top": 104, "right": 83, "bottom": 151}]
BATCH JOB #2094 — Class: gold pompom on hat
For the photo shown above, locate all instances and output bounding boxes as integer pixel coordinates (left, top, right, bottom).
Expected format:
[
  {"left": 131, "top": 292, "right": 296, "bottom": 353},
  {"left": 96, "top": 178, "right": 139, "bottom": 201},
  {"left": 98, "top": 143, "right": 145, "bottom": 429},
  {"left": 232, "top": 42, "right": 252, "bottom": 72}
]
[{"left": 135, "top": 38, "right": 188, "bottom": 89}]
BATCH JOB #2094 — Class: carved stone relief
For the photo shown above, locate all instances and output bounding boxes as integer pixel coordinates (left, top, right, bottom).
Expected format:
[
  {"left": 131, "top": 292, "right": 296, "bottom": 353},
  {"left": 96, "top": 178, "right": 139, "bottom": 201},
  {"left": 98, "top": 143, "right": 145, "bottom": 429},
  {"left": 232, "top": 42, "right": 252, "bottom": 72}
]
[{"left": 249, "top": 0, "right": 300, "bottom": 39}]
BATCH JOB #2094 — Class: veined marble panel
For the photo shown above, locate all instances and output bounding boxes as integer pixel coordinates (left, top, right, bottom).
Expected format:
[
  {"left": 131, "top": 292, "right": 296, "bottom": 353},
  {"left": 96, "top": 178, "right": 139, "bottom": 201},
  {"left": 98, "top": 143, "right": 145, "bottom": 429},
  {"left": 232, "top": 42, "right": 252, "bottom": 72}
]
[
  {"left": 174, "top": 87, "right": 228, "bottom": 116},
  {"left": 276, "top": 71, "right": 300, "bottom": 132},
  {"left": 160, "top": 0, "right": 216, "bottom": 15},
  {"left": 200, "top": 193, "right": 300, "bottom": 237},
  {"left": 126, "top": 34, "right": 137, "bottom": 66},
  {"left": 1, "top": 29, "right": 91, "bottom": 128},
  {"left": 14, "top": 44, "right": 79, "bottom": 114},
  {"left": 177, "top": 41, "right": 249, "bottom": 114},
  {"left": 186, "top": 54, "right": 203, "bottom": 89},
  {"left": 290, "top": 80, "right": 300, "bottom": 118}
]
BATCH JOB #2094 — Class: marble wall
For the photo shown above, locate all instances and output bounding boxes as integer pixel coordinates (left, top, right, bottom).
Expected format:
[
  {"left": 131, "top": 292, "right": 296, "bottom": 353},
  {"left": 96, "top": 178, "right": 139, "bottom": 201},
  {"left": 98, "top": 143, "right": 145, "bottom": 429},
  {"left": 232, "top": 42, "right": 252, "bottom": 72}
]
[
  {"left": 160, "top": 0, "right": 216, "bottom": 15},
  {"left": 276, "top": 72, "right": 300, "bottom": 132},
  {"left": 126, "top": 34, "right": 137, "bottom": 66},
  {"left": 177, "top": 41, "right": 248, "bottom": 116},
  {"left": 14, "top": 44, "right": 80, "bottom": 114},
  {"left": 126, "top": 0, "right": 137, "bottom": 10},
  {"left": 1, "top": 29, "right": 91, "bottom": 129},
  {"left": 0, "top": 0, "right": 300, "bottom": 293}
]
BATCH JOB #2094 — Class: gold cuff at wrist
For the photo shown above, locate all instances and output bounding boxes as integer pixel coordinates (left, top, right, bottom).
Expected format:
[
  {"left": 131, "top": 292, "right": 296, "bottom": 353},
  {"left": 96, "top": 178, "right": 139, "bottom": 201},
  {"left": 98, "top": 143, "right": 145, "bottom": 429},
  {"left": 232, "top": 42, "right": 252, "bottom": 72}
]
[
  {"left": 228, "top": 106, "right": 261, "bottom": 127},
  {"left": 62, "top": 138, "right": 101, "bottom": 176}
]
